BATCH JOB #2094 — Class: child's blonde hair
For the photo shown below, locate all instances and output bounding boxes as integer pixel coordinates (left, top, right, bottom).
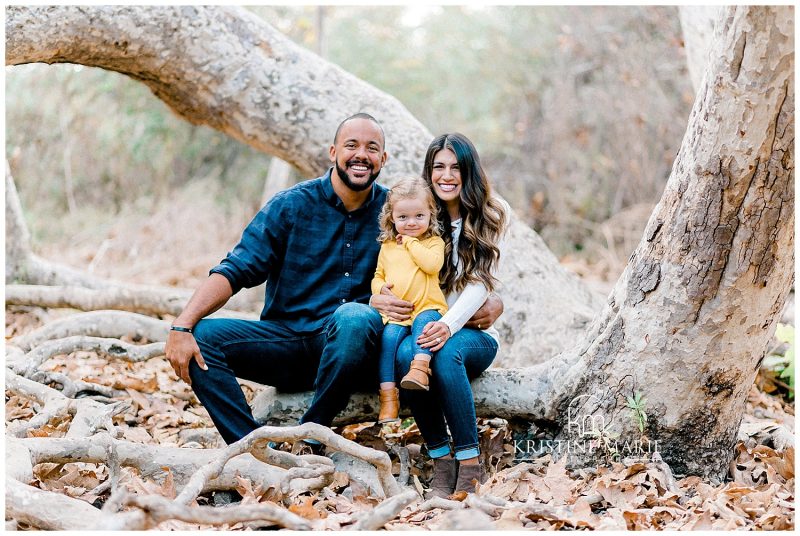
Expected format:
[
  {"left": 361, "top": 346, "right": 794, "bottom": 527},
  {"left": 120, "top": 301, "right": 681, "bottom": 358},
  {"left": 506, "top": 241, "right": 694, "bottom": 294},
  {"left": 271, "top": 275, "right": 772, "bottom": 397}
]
[{"left": 377, "top": 177, "right": 443, "bottom": 242}]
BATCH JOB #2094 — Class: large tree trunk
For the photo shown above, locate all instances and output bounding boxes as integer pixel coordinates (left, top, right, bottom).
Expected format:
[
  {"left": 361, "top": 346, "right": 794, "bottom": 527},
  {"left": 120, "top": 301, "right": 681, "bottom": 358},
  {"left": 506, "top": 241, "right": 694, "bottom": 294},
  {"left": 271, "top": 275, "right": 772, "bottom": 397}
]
[
  {"left": 5, "top": 5, "right": 604, "bottom": 367},
  {"left": 572, "top": 5, "right": 793, "bottom": 478}
]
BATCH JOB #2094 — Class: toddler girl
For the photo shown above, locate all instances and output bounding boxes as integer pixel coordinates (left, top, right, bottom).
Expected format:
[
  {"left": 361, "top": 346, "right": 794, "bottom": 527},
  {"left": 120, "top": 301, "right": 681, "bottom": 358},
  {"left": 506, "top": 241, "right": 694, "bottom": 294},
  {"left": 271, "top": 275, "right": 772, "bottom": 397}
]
[{"left": 372, "top": 177, "right": 450, "bottom": 423}]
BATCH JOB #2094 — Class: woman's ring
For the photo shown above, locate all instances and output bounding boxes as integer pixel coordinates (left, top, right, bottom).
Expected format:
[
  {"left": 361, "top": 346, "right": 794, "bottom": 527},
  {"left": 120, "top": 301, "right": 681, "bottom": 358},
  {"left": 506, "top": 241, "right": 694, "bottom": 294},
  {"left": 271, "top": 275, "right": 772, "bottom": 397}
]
[
  {"left": 478, "top": 323, "right": 482, "bottom": 329},
  {"left": 436, "top": 337, "right": 442, "bottom": 344}
]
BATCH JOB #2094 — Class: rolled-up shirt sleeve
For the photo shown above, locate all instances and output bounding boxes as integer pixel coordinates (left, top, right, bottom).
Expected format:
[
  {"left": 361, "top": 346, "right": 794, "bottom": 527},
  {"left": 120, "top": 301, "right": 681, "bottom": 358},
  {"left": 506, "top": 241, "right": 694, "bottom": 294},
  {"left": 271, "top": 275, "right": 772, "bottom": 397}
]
[{"left": 209, "top": 197, "right": 290, "bottom": 295}]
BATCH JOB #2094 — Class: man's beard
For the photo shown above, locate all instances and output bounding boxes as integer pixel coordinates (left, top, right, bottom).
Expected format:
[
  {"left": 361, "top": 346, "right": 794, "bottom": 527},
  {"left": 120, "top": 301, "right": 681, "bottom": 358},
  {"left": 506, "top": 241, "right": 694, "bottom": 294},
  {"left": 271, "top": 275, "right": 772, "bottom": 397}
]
[{"left": 336, "top": 161, "right": 381, "bottom": 192}]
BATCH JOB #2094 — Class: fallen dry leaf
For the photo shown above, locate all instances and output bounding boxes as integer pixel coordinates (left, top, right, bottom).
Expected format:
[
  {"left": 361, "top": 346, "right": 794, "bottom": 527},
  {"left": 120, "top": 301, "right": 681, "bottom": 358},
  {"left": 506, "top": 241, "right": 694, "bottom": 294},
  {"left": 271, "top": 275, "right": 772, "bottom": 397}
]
[
  {"left": 327, "top": 471, "right": 350, "bottom": 492},
  {"left": 289, "top": 496, "right": 328, "bottom": 519}
]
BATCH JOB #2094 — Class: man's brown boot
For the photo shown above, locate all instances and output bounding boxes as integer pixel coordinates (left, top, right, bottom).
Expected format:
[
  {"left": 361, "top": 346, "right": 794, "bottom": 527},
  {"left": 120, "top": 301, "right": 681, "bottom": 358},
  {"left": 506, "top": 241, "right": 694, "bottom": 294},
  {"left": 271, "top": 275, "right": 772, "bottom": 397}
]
[
  {"left": 377, "top": 388, "right": 400, "bottom": 423},
  {"left": 426, "top": 457, "right": 458, "bottom": 499},
  {"left": 400, "top": 358, "right": 431, "bottom": 391},
  {"left": 454, "top": 462, "right": 486, "bottom": 494}
]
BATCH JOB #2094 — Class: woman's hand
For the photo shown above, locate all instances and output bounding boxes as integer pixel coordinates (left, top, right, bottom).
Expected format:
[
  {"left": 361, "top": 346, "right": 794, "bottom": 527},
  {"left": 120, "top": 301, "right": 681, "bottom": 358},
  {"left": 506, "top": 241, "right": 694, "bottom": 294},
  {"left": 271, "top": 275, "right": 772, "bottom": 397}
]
[
  {"left": 418, "top": 321, "right": 451, "bottom": 352},
  {"left": 465, "top": 293, "right": 504, "bottom": 330},
  {"left": 370, "top": 283, "right": 414, "bottom": 322}
]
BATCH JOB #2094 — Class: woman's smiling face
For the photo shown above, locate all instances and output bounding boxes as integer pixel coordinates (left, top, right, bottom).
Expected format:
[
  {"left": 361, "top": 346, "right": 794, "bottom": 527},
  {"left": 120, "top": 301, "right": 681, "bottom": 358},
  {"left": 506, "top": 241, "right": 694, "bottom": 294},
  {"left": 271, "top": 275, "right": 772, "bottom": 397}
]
[{"left": 430, "top": 149, "right": 462, "bottom": 207}]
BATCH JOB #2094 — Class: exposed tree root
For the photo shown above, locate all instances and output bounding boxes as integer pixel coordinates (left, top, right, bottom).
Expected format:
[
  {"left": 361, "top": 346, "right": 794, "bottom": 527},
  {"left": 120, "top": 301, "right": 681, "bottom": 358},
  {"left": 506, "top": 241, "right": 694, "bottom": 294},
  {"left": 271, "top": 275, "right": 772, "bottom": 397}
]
[
  {"left": 8, "top": 336, "right": 165, "bottom": 378},
  {"left": 9, "top": 434, "right": 285, "bottom": 492},
  {"left": 177, "top": 423, "right": 403, "bottom": 501},
  {"left": 5, "top": 421, "right": 409, "bottom": 528},
  {"left": 5, "top": 477, "right": 106, "bottom": 530},
  {"left": 5, "top": 370, "right": 128, "bottom": 438},
  {"left": 351, "top": 490, "right": 419, "bottom": 530},
  {"left": 418, "top": 496, "right": 465, "bottom": 511},
  {"left": 12, "top": 310, "right": 169, "bottom": 351},
  {"left": 5, "top": 284, "right": 189, "bottom": 317},
  {"left": 103, "top": 491, "right": 314, "bottom": 530}
]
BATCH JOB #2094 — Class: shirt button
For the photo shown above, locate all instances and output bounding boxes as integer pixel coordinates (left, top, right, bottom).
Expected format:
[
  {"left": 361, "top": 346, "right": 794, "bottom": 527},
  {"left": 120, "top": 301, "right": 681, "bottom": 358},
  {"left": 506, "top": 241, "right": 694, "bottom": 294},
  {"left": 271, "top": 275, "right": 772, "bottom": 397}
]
[
  {"left": 344, "top": 272, "right": 350, "bottom": 277},
  {"left": 341, "top": 299, "right": 347, "bottom": 303},
  {"left": 346, "top": 243, "right": 351, "bottom": 248}
]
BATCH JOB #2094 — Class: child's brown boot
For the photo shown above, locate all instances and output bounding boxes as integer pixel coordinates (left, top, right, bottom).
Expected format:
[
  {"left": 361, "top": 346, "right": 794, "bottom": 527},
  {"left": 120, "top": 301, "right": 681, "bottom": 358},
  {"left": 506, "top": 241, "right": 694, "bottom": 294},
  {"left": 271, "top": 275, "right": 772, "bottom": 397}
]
[
  {"left": 377, "top": 388, "right": 400, "bottom": 423},
  {"left": 400, "top": 358, "right": 431, "bottom": 391}
]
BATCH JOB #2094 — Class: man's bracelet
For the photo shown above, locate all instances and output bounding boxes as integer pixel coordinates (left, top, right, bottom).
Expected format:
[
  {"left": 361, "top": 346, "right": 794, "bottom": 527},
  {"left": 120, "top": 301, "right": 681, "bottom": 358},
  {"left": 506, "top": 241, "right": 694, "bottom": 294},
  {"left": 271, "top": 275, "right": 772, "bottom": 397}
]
[{"left": 170, "top": 326, "right": 193, "bottom": 334}]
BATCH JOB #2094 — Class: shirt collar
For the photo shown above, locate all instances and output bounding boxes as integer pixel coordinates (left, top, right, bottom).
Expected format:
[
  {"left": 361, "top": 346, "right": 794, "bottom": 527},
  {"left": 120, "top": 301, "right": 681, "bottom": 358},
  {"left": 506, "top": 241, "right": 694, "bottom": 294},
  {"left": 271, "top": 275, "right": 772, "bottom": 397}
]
[{"left": 320, "top": 168, "right": 340, "bottom": 207}]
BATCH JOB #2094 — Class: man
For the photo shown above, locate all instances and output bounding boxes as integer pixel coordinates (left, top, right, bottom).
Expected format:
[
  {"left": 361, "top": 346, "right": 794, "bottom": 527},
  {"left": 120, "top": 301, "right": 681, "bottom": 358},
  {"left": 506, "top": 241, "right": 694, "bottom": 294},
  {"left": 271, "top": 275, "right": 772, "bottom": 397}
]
[{"left": 166, "top": 113, "right": 502, "bottom": 444}]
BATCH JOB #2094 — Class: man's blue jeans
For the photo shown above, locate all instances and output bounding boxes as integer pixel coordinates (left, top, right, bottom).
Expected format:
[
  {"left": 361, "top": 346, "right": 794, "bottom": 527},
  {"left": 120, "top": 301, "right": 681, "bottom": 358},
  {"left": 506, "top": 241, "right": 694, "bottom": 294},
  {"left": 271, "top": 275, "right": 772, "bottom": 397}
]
[
  {"left": 395, "top": 328, "right": 498, "bottom": 460},
  {"left": 378, "top": 309, "right": 442, "bottom": 384},
  {"left": 189, "top": 303, "right": 383, "bottom": 444}
]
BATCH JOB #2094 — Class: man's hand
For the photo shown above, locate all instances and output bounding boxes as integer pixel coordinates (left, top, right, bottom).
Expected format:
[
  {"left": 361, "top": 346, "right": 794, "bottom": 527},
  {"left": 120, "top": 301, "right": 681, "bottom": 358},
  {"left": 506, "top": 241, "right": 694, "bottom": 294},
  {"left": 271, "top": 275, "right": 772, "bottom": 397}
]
[
  {"left": 417, "top": 321, "right": 451, "bottom": 352},
  {"left": 465, "top": 293, "right": 504, "bottom": 330},
  {"left": 165, "top": 329, "right": 208, "bottom": 385},
  {"left": 370, "top": 283, "right": 413, "bottom": 322}
]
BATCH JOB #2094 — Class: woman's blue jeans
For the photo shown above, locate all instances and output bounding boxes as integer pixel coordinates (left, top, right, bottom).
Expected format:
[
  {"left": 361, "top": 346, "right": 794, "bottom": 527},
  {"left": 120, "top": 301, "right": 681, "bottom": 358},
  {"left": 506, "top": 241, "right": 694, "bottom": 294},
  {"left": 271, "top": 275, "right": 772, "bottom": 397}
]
[
  {"left": 395, "top": 328, "right": 498, "bottom": 460},
  {"left": 188, "top": 302, "right": 383, "bottom": 444},
  {"left": 378, "top": 309, "right": 442, "bottom": 384}
]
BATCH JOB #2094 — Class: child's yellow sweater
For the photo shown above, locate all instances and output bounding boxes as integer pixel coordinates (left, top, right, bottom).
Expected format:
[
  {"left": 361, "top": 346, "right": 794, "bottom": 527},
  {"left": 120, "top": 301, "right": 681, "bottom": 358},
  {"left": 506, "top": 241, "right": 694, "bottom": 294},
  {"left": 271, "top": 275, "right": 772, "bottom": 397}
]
[{"left": 371, "top": 236, "right": 449, "bottom": 326}]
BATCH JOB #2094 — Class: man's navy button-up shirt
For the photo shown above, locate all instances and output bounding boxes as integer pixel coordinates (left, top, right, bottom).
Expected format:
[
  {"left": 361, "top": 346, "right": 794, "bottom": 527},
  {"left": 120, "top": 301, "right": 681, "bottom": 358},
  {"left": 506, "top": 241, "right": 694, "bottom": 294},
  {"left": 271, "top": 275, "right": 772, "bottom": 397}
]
[{"left": 210, "top": 169, "right": 387, "bottom": 333}]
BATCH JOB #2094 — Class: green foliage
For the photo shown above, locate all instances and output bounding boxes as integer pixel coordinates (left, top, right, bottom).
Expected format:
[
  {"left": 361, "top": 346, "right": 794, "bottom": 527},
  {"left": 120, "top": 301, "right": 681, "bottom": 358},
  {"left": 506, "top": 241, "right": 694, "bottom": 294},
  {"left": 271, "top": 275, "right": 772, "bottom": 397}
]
[
  {"left": 763, "top": 323, "right": 795, "bottom": 399},
  {"left": 625, "top": 392, "right": 648, "bottom": 433}
]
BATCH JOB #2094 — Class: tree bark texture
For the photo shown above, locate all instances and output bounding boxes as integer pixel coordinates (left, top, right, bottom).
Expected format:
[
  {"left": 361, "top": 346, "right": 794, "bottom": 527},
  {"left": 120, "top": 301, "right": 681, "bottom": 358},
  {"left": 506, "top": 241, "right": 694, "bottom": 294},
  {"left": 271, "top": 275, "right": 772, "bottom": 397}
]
[
  {"left": 551, "top": 5, "right": 794, "bottom": 479},
  {"left": 5, "top": 4, "right": 605, "bottom": 367}
]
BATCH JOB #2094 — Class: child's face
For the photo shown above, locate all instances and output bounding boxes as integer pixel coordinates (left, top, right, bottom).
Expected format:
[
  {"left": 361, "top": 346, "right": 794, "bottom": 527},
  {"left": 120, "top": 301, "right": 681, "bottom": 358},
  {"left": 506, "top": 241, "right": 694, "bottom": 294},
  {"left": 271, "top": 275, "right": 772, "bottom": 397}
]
[{"left": 392, "top": 195, "right": 432, "bottom": 238}]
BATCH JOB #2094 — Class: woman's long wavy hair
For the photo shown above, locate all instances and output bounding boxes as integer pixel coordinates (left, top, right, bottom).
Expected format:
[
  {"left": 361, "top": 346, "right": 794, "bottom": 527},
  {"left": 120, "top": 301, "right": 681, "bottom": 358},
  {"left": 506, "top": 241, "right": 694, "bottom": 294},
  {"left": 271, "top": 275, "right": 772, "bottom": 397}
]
[
  {"left": 422, "top": 133, "right": 506, "bottom": 294},
  {"left": 377, "top": 177, "right": 443, "bottom": 243}
]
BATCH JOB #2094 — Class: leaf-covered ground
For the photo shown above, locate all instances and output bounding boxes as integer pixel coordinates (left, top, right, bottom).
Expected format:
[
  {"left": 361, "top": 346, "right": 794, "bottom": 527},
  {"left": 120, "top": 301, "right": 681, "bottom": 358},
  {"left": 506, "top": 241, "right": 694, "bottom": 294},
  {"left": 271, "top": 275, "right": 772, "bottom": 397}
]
[{"left": 5, "top": 306, "right": 795, "bottom": 530}]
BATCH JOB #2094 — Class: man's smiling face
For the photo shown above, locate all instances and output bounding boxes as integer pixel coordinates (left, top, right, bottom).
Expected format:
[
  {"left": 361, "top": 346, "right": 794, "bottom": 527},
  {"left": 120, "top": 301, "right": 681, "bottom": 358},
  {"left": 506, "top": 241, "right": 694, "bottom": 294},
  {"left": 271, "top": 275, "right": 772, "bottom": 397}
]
[{"left": 330, "top": 118, "right": 387, "bottom": 192}]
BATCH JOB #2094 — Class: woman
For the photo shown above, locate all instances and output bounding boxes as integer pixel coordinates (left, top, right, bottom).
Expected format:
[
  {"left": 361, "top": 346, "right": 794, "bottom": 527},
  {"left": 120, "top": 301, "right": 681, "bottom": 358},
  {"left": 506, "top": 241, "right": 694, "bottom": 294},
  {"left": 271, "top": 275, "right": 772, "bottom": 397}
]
[{"left": 395, "top": 133, "right": 507, "bottom": 497}]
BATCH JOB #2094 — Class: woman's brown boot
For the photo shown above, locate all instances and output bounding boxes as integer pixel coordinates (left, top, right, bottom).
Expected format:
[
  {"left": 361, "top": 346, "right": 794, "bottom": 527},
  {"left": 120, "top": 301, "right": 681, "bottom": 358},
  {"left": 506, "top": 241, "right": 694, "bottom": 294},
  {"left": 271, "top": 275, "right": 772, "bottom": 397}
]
[
  {"left": 454, "top": 462, "right": 486, "bottom": 494},
  {"left": 426, "top": 457, "right": 458, "bottom": 499},
  {"left": 400, "top": 358, "right": 431, "bottom": 391},
  {"left": 377, "top": 388, "right": 400, "bottom": 423}
]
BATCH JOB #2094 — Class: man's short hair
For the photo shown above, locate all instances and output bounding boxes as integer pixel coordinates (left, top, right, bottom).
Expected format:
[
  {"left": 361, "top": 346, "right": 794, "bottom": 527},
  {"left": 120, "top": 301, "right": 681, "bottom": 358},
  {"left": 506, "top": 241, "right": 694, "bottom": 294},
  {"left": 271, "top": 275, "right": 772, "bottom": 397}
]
[{"left": 333, "top": 113, "right": 385, "bottom": 148}]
